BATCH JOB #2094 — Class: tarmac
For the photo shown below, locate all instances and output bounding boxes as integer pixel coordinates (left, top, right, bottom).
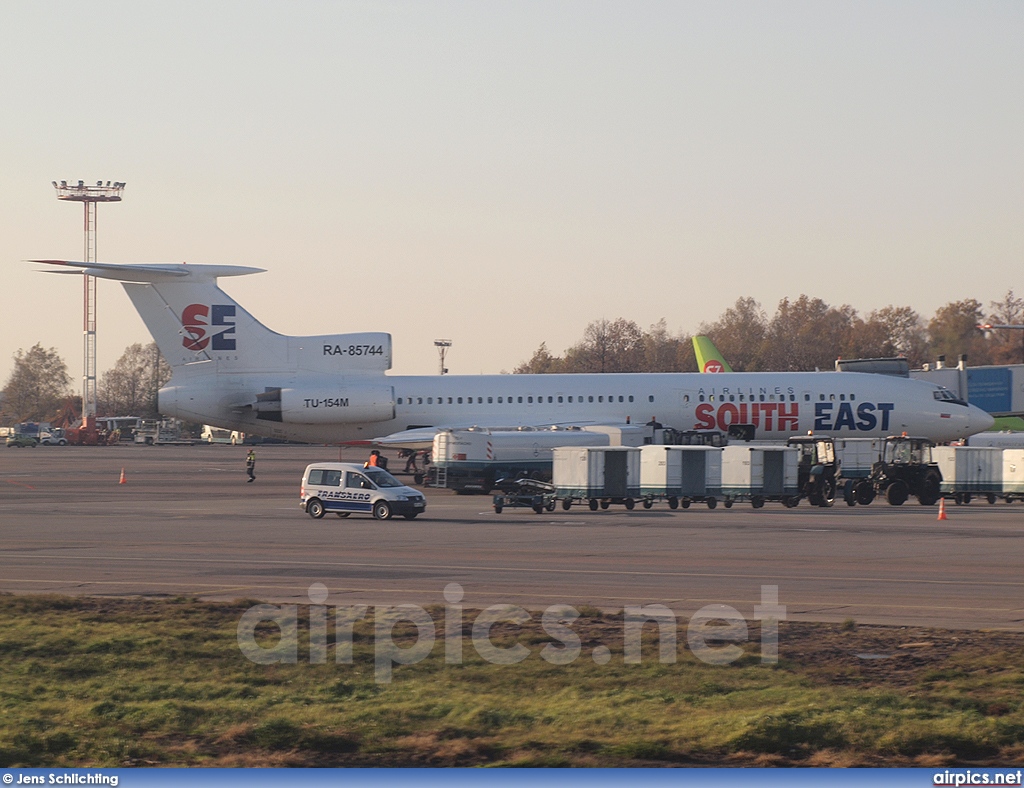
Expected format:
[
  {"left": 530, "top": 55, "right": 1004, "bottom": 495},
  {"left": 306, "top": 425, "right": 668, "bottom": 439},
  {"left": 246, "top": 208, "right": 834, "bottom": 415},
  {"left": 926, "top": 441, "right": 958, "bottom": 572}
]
[{"left": 1, "top": 444, "right": 1023, "bottom": 630}]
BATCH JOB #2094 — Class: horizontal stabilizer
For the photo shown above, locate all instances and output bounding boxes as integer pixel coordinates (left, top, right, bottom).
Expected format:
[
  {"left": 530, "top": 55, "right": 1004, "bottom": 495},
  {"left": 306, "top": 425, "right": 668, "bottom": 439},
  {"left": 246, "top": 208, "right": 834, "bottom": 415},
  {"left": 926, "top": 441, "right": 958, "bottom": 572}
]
[{"left": 29, "top": 260, "right": 265, "bottom": 283}]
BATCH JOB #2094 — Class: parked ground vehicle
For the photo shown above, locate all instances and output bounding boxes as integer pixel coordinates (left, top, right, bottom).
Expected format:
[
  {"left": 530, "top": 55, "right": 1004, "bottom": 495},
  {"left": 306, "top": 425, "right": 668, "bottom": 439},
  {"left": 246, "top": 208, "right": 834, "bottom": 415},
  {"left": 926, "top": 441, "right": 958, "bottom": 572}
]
[
  {"left": 301, "top": 463, "right": 426, "bottom": 520},
  {"left": 865, "top": 435, "right": 942, "bottom": 506},
  {"left": 6, "top": 434, "right": 38, "bottom": 448},
  {"left": 38, "top": 430, "right": 68, "bottom": 446},
  {"left": 787, "top": 435, "right": 839, "bottom": 507}
]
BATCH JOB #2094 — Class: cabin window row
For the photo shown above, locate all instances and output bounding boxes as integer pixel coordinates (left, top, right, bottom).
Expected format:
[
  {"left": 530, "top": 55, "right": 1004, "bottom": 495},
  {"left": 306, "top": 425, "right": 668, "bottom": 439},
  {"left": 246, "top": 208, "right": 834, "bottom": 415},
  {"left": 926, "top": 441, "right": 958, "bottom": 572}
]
[
  {"left": 686, "top": 392, "right": 857, "bottom": 404},
  {"left": 395, "top": 394, "right": 656, "bottom": 406}
]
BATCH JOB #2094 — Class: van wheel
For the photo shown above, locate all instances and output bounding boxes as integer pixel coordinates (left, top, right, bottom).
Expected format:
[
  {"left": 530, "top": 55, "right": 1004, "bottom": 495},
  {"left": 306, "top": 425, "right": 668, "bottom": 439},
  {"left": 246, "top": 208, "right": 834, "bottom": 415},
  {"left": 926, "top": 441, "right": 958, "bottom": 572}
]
[
  {"left": 373, "top": 501, "right": 392, "bottom": 520},
  {"left": 307, "top": 499, "right": 325, "bottom": 519},
  {"left": 335, "top": 512, "right": 350, "bottom": 518}
]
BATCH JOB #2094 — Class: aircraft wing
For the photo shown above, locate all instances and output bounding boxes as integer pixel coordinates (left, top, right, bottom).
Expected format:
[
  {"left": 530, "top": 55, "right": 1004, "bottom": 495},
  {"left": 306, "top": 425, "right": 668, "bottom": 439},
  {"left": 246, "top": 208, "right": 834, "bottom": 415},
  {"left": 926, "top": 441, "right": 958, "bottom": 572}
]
[
  {"left": 371, "top": 428, "right": 444, "bottom": 451},
  {"left": 371, "top": 420, "right": 640, "bottom": 450}
]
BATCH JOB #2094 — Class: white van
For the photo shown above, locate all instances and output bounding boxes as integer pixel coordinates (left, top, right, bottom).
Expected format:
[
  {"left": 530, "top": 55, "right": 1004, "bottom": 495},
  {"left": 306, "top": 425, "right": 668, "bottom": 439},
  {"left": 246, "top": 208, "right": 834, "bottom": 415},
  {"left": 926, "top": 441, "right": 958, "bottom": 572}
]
[{"left": 301, "top": 462, "right": 426, "bottom": 520}]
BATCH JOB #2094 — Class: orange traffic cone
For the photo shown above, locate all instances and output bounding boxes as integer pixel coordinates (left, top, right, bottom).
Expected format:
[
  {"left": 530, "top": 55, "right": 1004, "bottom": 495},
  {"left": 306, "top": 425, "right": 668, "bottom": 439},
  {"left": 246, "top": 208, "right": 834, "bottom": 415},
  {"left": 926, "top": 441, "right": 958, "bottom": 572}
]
[
  {"left": 119, "top": 468, "right": 127, "bottom": 485},
  {"left": 937, "top": 496, "right": 947, "bottom": 521}
]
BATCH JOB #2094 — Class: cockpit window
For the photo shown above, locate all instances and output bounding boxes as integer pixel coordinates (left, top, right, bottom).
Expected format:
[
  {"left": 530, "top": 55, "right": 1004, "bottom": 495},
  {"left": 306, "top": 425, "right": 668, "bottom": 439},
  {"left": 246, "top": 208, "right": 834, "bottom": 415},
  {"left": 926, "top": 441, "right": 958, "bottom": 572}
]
[{"left": 933, "top": 388, "right": 968, "bottom": 406}]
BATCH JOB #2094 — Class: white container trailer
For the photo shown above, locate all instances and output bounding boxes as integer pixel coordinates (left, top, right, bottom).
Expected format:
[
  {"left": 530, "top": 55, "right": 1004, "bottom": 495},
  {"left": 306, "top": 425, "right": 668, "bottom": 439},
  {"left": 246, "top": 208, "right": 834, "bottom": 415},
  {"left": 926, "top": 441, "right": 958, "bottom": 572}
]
[
  {"left": 639, "top": 445, "right": 723, "bottom": 509},
  {"left": 834, "top": 438, "right": 881, "bottom": 480},
  {"left": 1002, "top": 450, "right": 1024, "bottom": 502},
  {"left": 933, "top": 446, "right": 1003, "bottom": 503},
  {"left": 553, "top": 446, "right": 641, "bottom": 510},
  {"left": 433, "top": 427, "right": 606, "bottom": 472},
  {"left": 721, "top": 445, "right": 799, "bottom": 508}
]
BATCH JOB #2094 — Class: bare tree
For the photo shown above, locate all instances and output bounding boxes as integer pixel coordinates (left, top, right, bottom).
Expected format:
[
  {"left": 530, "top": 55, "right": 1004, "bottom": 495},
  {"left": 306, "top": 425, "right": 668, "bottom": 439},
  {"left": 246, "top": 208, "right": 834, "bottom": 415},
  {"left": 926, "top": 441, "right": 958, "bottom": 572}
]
[
  {"left": 98, "top": 342, "right": 172, "bottom": 417},
  {"left": 759, "top": 296, "right": 855, "bottom": 371},
  {"left": 512, "top": 342, "right": 563, "bottom": 374},
  {"left": 698, "top": 297, "right": 767, "bottom": 371},
  {"left": 1, "top": 344, "right": 72, "bottom": 423},
  {"left": 562, "top": 318, "right": 646, "bottom": 373},
  {"left": 927, "top": 299, "right": 991, "bottom": 366},
  {"left": 644, "top": 319, "right": 694, "bottom": 372},
  {"left": 985, "top": 290, "right": 1024, "bottom": 365}
]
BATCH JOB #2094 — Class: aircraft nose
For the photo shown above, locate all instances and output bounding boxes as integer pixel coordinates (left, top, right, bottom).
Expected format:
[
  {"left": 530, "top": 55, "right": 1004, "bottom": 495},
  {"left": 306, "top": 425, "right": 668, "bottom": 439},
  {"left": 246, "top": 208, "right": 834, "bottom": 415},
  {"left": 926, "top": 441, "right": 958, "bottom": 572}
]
[{"left": 967, "top": 404, "right": 995, "bottom": 435}]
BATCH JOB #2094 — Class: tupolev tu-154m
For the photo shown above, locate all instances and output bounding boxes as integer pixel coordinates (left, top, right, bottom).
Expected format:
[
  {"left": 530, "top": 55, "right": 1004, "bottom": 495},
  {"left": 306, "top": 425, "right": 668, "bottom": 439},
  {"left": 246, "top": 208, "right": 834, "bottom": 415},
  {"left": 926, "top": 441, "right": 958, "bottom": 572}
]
[{"left": 32, "top": 260, "right": 994, "bottom": 447}]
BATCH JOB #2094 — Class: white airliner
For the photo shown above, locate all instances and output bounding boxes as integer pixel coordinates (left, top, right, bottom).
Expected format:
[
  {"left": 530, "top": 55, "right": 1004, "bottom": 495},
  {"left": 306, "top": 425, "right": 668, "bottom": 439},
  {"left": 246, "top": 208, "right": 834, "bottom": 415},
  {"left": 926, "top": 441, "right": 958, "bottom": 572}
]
[{"left": 33, "top": 261, "right": 994, "bottom": 445}]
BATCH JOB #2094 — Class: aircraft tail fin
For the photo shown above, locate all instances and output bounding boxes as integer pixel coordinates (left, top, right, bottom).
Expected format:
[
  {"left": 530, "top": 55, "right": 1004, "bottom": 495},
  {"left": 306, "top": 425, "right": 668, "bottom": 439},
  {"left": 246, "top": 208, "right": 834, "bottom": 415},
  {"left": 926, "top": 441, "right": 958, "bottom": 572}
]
[
  {"left": 693, "top": 335, "right": 733, "bottom": 373},
  {"left": 33, "top": 260, "right": 282, "bottom": 369},
  {"left": 32, "top": 260, "right": 392, "bottom": 374}
]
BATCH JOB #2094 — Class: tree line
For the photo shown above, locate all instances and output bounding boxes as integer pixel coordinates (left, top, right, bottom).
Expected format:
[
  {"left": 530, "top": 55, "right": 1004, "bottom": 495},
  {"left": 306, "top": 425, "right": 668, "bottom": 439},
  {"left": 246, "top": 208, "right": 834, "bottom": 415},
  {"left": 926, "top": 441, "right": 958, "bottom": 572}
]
[
  {"left": 0, "top": 342, "right": 171, "bottom": 424},
  {"left": 514, "top": 292, "right": 1024, "bottom": 374}
]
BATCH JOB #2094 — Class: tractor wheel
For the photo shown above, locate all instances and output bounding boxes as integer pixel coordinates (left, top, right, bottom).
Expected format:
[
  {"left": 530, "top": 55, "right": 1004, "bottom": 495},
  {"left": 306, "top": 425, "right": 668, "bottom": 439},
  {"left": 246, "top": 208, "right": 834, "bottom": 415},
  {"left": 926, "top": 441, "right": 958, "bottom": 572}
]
[
  {"left": 918, "top": 471, "right": 941, "bottom": 506},
  {"left": 855, "top": 481, "right": 876, "bottom": 506},
  {"left": 885, "top": 481, "right": 909, "bottom": 506}
]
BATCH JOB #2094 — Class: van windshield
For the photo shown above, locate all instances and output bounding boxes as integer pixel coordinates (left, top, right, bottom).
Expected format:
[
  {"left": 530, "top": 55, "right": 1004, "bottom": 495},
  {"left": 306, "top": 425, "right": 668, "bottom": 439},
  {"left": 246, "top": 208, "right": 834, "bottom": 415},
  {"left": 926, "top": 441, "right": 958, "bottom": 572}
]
[{"left": 363, "top": 468, "right": 403, "bottom": 488}]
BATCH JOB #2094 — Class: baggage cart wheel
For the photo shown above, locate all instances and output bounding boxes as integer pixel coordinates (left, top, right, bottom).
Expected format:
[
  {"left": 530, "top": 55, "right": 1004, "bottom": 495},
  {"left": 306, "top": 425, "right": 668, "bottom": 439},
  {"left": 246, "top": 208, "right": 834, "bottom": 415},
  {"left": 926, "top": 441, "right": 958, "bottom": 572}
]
[
  {"left": 624, "top": 498, "right": 635, "bottom": 510},
  {"left": 681, "top": 499, "right": 691, "bottom": 509},
  {"left": 706, "top": 498, "right": 717, "bottom": 510},
  {"left": 751, "top": 496, "right": 764, "bottom": 509},
  {"left": 668, "top": 497, "right": 679, "bottom": 510},
  {"left": 494, "top": 504, "right": 503, "bottom": 514},
  {"left": 642, "top": 499, "right": 653, "bottom": 509},
  {"left": 724, "top": 499, "right": 733, "bottom": 509},
  {"left": 562, "top": 498, "right": 572, "bottom": 510},
  {"left": 600, "top": 500, "right": 610, "bottom": 510},
  {"left": 588, "top": 498, "right": 599, "bottom": 511}
]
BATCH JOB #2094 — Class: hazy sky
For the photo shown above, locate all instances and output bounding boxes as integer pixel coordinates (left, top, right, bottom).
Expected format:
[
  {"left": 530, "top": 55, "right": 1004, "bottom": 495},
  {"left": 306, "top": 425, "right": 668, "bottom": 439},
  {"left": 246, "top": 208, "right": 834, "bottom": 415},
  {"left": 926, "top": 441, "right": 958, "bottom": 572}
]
[{"left": 2, "top": 2, "right": 1022, "bottom": 389}]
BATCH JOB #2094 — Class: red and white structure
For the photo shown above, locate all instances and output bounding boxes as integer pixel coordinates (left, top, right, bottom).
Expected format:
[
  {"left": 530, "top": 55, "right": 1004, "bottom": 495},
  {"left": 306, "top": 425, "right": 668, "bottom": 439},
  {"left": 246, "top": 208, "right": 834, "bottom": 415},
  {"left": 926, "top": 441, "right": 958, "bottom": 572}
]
[{"left": 52, "top": 180, "right": 126, "bottom": 418}]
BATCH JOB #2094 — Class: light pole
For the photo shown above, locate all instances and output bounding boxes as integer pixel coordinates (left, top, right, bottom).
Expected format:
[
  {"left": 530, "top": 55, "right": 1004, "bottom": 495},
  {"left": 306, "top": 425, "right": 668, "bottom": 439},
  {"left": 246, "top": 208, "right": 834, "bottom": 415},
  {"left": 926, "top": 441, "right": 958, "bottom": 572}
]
[
  {"left": 434, "top": 340, "right": 452, "bottom": 375},
  {"left": 52, "top": 180, "right": 126, "bottom": 419}
]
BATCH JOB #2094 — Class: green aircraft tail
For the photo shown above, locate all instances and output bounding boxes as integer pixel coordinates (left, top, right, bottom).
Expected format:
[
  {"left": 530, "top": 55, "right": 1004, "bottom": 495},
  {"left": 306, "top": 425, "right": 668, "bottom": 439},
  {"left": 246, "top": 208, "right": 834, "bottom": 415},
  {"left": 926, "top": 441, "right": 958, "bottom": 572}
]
[{"left": 693, "top": 335, "right": 733, "bottom": 373}]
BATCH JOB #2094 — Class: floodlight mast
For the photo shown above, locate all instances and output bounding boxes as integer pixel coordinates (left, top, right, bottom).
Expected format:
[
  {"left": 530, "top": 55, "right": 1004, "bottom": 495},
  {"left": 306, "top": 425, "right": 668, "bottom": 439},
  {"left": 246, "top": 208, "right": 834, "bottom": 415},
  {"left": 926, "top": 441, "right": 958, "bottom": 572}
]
[
  {"left": 434, "top": 339, "right": 452, "bottom": 375},
  {"left": 52, "top": 180, "right": 126, "bottom": 419},
  {"left": 978, "top": 323, "right": 1024, "bottom": 365}
]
